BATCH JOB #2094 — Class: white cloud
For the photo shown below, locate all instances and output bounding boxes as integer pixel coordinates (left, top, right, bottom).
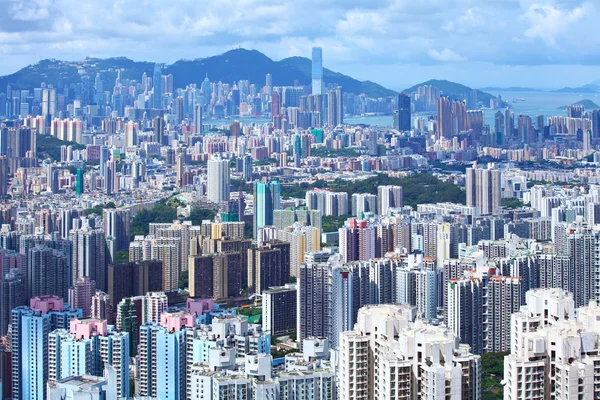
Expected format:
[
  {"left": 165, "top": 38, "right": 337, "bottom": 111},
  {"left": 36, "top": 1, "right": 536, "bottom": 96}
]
[
  {"left": 0, "top": 0, "right": 599, "bottom": 87},
  {"left": 428, "top": 48, "right": 467, "bottom": 63}
]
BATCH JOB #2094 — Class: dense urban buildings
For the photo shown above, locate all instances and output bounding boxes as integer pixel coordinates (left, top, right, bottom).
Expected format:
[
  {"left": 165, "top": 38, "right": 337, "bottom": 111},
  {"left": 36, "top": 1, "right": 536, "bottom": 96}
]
[{"left": 1, "top": 41, "right": 600, "bottom": 400}]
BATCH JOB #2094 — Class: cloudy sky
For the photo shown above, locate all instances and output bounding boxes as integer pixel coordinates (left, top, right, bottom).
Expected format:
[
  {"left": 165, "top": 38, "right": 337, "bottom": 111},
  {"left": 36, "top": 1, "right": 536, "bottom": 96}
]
[{"left": 0, "top": 0, "right": 599, "bottom": 90}]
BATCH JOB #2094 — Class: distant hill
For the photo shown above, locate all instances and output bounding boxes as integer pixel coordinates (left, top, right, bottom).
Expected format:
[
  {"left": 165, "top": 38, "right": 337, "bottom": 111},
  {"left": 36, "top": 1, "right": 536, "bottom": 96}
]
[
  {"left": 557, "top": 99, "right": 600, "bottom": 110},
  {"left": 404, "top": 79, "right": 496, "bottom": 104},
  {"left": 0, "top": 49, "right": 396, "bottom": 98},
  {"left": 553, "top": 86, "right": 599, "bottom": 93},
  {"left": 481, "top": 86, "right": 539, "bottom": 92}
]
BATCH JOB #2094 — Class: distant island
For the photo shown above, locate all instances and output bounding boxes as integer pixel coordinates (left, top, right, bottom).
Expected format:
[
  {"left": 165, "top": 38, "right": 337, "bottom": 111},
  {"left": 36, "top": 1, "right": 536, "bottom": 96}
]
[
  {"left": 557, "top": 99, "right": 600, "bottom": 110},
  {"left": 553, "top": 86, "right": 599, "bottom": 94}
]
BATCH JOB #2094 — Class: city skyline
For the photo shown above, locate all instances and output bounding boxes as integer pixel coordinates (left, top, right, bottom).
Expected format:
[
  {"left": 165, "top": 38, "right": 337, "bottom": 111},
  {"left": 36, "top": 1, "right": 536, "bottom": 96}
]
[{"left": 0, "top": 1, "right": 600, "bottom": 89}]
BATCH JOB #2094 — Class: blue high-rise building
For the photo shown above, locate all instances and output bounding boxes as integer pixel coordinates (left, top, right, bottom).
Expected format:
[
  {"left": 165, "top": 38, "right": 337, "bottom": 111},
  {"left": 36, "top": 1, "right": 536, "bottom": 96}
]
[
  {"left": 11, "top": 296, "right": 82, "bottom": 400},
  {"left": 253, "top": 181, "right": 281, "bottom": 238},
  {"left": 312, "top": 47, "right": 323, "bottom": 96},
  {"left": 153, "top": 64, "right": 162, "bottom": 109},
  {"left": 138, "top": 322, "right": 187, "bottom": 400}
]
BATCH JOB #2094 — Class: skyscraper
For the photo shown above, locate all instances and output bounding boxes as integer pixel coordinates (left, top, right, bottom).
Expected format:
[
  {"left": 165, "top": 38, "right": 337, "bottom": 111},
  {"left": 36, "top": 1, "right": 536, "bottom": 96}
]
[
  {"left": 394, "top": 92, "right": 411, "bottom": 131},
  {"left": 193, "top": 103, "right": 202, "bottom": 134},
  {"left": 253, "top": 181, "right": 281, "bottom": 238},
  {"left": 103, "top": 208, "right": 131, "bottom": 261},
  {"left": 437, "top": 96, "right": 452, "bottom": 140},
  {"left": 377, "top": 185, "right": 403, "bottom": 216},
  {"left": 327, "top": 87, "right": 343, "bottom": 127},
  {"left": 0, "top": 270, "right": 26, "bottom": 335},
  {"left": 153, "top": 116, "right": 165, "bottom": 145},
  {"left": 152, "top": 63, "right": 162, "bottom": 109},
  {"left": 311, "top": 47, "right": 323, "bottom": 96},
  {"left": 207, "top": 156, "right": 230, "bottom": 204},
  {"left": 465, "top": 166, "right": 501, "bottom": 215}
]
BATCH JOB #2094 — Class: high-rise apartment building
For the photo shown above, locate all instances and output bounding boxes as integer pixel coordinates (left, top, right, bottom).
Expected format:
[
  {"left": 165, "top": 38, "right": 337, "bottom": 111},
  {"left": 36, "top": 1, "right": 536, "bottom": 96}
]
[
  {"left": 207, "top": 156, "right": 230, "bottom": 205},
  {"left": 70, "top": 226, "right": 108, "bottom": 291},
  {"left": 48, "top": 318, "right": 129, "bottom": 398},
  {"left": 248, "top": 240, "right": 290, "bottom": 294},
  {"left": 437, "top": 96, "right": 452, "bottom": 140},
  {"left": 11, "top": 296, "right": 82, "bottom": 400},
  {"left": 0, "top": 270, "right": 26, "bottom": 335},
  {"left": 68, "top": 276, "right": 96, "bottom": 317},
  {"left": 465, "top": 166, "right": 501, "bottom": 215},
  {"left": 138, "top": 311, "right": 195, "bottom": 400},
  {"left": 107, "top": 260, "right": 163, "bottom": 314},
  {"left": 377, "top": 185, "right": 403, "bottom": 216},
  {"left": 503, "top": 288, "right": 600, "bottom": 400},
  {"left": 339, "top": 304, "right": 481, "bottom": 400}
]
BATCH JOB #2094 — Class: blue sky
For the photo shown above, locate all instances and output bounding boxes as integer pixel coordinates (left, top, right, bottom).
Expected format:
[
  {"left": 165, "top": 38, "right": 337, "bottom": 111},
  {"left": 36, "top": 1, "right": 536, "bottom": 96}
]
[{"left": 0, "top": 0, "right": 599, "bottom": 90}]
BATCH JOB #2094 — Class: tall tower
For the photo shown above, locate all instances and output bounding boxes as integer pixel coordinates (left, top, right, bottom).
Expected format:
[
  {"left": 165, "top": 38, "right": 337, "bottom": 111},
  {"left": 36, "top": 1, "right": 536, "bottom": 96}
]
[
  {"left": 152, "top": 63, "right": 162, "bottom": 109},
  {"left": 253, "top": 181, "right": 281, "bottom": 238},
  {"left": 193, "top": 103, "right": 202, "bottom": 134},
  {"left": 207, "top": 156, "right": 230, "bottom": 204},
  {"left": 465, "top": 166, "right": 501, "bottom": 215},
  {"left": 395, "top": 92, "right": 411, "bottom": 131},
  {"left": 311, "top": 47, "right": 323, "bottom": 96}
]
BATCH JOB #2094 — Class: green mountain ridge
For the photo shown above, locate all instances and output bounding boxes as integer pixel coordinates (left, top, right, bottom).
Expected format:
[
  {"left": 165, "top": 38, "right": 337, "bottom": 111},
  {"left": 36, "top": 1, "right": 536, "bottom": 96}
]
[
  {"left": 404, "top": 79, "right": 496, "bottom": 104},
  {"left": 0, "top": 48, "right": 395, "bottom": 98},
  {"left": 557, "top": 99, "right": 600, "bottom": 110}
]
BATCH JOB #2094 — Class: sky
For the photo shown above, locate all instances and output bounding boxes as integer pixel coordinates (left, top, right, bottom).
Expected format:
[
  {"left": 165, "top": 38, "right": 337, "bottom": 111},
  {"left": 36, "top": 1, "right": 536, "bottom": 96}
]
[{"left": 1, "top": 0, "right": 600, "bottom": 90}]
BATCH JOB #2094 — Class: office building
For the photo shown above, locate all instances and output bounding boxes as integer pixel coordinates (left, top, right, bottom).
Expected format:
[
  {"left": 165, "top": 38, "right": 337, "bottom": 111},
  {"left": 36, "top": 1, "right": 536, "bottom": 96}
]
[
  {"left": 207, "top": 156, "right": 230, "bottom": 204},
  {"left": 339, "top": 304, "right": 480, "bottom": 400},
  {"left": 103, "top": 208, "right": 131, "bottom": 259},
  {"left": 194, "top": 103, "right": 202, "bottom": 134},
  {"left": 253, "top": 180, "right": 281, "bottom": 238},
  {"left": 312, "top": 47, "right": 323, "bottom": 96},
  {"left": 152, "top": 63, "right": 162, "bottom": 109},
  {"left": 262, "top": 284, "right": 296, "bottom": 336},
  {"left": 394, "top": 92, "right": 411, "bottom": 131}
]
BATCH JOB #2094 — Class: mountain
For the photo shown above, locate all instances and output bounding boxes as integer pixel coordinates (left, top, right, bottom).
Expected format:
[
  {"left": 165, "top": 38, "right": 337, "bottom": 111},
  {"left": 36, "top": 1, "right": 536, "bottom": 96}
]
[
  {"left": 0, "top": 49, "right": 396, "bottom": 98},
  {"left": 404, "top": 79, "right": 496, "bottom": 104},
  {"left": 557, "top": 99, "right": 600, "bottom": 110},
  {"left": 553, "top": 86, "right": 599, "bottom": 93}
]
